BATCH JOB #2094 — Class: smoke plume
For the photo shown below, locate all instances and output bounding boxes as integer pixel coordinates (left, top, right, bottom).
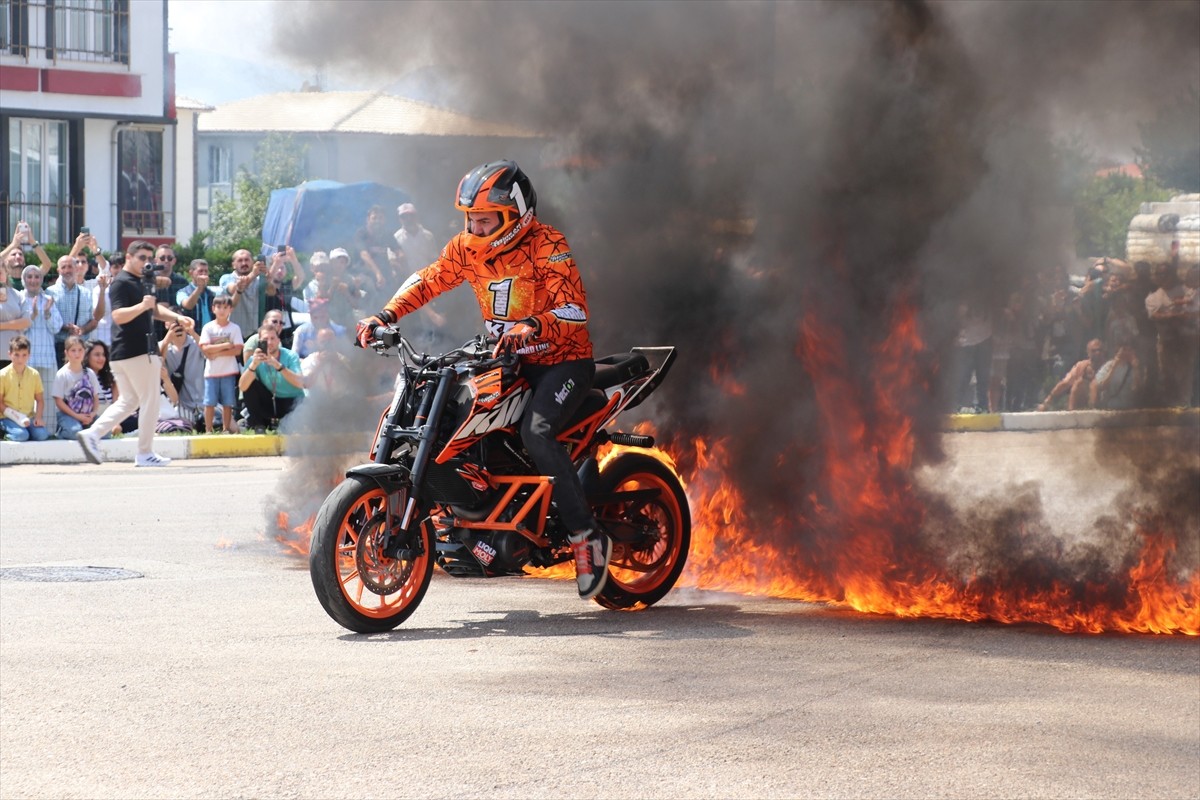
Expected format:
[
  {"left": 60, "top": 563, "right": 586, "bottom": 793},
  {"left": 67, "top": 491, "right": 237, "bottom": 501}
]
[{"left": 269, "top": 0, "right": 1200, "bottom": 628}]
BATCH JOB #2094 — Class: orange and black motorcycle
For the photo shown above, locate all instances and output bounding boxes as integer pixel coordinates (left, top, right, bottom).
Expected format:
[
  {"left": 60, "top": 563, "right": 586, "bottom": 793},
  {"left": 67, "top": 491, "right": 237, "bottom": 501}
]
[{"left": 308, "top": 329, "right": 691, "bottom": 633}]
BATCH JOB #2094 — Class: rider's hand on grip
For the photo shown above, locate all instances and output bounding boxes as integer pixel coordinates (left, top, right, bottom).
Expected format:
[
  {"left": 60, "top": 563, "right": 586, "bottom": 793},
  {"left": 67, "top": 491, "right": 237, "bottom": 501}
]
[
  {"left": 355, "top": 316, "right": 385, "bottom": 349},
  {"left": 493, "top": 321, "right": 537, "bottom": 357}
]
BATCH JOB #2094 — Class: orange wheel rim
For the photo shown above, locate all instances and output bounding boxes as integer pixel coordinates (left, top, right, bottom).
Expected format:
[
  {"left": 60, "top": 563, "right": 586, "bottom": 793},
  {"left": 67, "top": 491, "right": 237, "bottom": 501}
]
[
  {"left": 333, "top": 488, "right": 428, "bottom": 619},
  {"left": 605, "top": 473, "right": 682, "bottom": 594}
]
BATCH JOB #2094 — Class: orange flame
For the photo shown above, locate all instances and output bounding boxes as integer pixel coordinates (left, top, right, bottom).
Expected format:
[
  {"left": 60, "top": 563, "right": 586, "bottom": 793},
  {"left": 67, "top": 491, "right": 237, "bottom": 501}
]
[
  {"left": 275, "top": 510, "right": 313, "bottom": 557},
  {"left": 668, "top": 300, "right": 1199, "bottom": 635}
]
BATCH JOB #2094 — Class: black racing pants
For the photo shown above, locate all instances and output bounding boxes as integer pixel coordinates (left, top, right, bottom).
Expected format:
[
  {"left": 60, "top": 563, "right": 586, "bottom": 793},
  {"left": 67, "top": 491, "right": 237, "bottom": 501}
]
[
  {"left": 518, "top": 358, "right": 597, "bottom": 534},
  {"left": 243, "top": 379, "right": 300, "bottom": 429}
]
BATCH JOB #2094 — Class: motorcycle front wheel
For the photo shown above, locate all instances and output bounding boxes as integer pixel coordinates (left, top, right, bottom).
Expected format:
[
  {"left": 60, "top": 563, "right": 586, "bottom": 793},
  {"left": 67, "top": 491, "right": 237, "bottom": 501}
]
[
  {"left": 593, "top": 452, "right": 691, "bottom": 610},
  {"left": 309, "top": 476, "right": 434, "bottom": 633}
]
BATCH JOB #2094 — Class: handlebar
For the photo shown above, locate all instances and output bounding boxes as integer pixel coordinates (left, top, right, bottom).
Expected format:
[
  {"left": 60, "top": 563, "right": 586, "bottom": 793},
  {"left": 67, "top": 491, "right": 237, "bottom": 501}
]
[{"left": 370, "top": 327, "right": 518, "bottom": 373}]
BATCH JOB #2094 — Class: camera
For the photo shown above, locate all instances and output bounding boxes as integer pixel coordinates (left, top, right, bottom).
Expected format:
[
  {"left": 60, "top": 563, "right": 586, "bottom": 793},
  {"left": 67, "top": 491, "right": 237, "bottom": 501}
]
[
  {"left": 1087, "top": 265, "right": 1106, "bottom": 282},
  {"left": 141, "top": 261, "right": 167, "bottom": 293}
]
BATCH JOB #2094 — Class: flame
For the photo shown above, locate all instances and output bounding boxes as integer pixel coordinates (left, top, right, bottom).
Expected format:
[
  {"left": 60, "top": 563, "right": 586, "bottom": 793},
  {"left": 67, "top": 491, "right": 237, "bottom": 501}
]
[
  {"left": 275, "top": 510, "right": 313, "bottom": 557},
  {"left": 668, "top": 299, "right": 1199, "bottom": 636}
]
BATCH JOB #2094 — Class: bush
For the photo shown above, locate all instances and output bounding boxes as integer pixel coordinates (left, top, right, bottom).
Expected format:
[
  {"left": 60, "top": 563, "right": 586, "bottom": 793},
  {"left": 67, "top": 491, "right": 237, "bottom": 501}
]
[{"left": 1073, "top": 172, "right": 1173, "bottom": 258}]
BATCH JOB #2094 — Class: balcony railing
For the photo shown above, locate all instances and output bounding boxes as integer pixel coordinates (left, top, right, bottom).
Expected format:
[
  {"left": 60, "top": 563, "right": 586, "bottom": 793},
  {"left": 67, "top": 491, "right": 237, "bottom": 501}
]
[
  {"left": 120, "top": 207, "right": 172, "bottom": 237},
  {"left": 3, "top": 0, "right": 130, "bottom": 65}
]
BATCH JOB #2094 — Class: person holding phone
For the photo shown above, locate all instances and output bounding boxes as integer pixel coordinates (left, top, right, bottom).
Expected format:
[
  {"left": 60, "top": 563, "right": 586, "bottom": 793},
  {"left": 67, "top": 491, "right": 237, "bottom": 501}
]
[
  {"left": 237, "top": 322, "right": 304, "bottom": 434},
  {"left": 1, "top": 221, "right": 52, "bottom": 284}
]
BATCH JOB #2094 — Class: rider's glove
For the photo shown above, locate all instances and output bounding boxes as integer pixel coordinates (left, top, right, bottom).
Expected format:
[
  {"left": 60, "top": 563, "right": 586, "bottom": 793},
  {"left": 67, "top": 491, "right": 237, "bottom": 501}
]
[
  {"left": 355, "top": 316, "right": 386, "bottom": 349},
  {"left": 494, "top": 321, "right": 538, "bottom": 356}
]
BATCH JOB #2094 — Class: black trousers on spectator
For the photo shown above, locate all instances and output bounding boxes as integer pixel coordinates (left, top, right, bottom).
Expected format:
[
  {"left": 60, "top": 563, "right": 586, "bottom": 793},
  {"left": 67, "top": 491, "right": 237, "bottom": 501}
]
[{"left": 243, "top": 379, "right": 299, "bottom": 429}]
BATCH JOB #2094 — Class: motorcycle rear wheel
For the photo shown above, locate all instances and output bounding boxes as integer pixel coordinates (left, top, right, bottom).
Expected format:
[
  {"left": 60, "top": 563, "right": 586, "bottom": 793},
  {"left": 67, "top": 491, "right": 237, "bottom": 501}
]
[
  {"left": 309, "top": 476, "right": 434, "bottom": 633},
  {"left": 593, "top": 453, "right": 691, "bottom": 610}
]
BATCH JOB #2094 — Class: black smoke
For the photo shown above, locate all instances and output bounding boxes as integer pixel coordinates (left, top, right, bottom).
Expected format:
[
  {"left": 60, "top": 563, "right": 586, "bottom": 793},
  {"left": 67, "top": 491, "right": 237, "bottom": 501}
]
[{"left": 269, "top": 0, "right": 1200, "bottom": 622}]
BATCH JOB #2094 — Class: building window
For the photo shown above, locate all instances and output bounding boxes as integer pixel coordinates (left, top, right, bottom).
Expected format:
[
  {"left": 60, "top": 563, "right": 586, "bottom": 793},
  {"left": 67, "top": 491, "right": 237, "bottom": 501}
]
[
  {"left": 6, "top": 117, "right": 72, "bottom": 244},
  {"left": 4, "top": 0, "right": 129, "bottom": 64},
  {"left": 208, "top": 145, "right": 231, "bottom": 185},
  {"left": 117, "top": 127, "right": 166, "bottom": 235}
]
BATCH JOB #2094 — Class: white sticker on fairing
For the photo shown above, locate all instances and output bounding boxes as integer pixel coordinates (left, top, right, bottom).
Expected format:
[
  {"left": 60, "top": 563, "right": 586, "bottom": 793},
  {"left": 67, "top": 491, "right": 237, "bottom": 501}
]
[{"left": 453, "top": 386, "right": 531, "bottom": 440}]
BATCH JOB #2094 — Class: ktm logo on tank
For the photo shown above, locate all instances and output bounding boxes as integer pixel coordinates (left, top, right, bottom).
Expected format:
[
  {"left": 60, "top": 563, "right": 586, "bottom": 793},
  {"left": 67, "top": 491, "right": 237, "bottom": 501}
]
[{"left": 453, "top": 390, "right": 530, "bottom": 440}]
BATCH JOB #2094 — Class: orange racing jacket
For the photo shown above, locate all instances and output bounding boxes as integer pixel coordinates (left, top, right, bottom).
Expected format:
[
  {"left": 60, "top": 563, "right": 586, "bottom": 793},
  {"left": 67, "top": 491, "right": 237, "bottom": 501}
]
[{"left": 382, "top": 220, "right": 593, "bottom": 365}]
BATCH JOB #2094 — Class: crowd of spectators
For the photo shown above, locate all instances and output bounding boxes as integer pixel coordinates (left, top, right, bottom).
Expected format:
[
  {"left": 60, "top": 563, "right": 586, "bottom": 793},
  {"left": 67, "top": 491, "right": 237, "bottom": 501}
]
[
  {"left": 4, "top": 210, "right": 1196, "bottom": 443},
  {"left": 0, "top": 201, "right": 447, "bottom": 441},
  {"left": 949, "top": 248, "right": 1200, "bottom": 414}
]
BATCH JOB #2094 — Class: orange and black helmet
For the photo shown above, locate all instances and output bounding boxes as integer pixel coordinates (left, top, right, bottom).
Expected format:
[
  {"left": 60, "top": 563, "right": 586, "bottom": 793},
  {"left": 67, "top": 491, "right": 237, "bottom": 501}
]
[{"left": 455, "top": 160, "right": 538, "bottom": 254}]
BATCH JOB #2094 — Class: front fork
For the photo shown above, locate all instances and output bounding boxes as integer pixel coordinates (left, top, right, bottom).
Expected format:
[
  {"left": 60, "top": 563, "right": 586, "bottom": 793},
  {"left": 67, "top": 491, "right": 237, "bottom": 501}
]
[{"left": 374, "top": 365, "right": 457, "bottom": 560}]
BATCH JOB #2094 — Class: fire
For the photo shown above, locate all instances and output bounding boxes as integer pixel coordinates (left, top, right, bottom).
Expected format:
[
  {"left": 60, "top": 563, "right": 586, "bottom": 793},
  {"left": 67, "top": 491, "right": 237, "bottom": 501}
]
[
  {"left": 667, "top": 298, "right": 1199, "bottom": 636},
  {"left": 275, "top": 510, "right": 314, "bottom": 557},
  {"left": 268, "top": 300, "right": 1198, "bottom": 635}
]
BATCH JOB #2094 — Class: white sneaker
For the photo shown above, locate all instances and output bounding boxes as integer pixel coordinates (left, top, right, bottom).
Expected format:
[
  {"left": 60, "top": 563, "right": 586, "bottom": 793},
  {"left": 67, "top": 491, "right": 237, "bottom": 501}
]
[
  {"left": 135, "top": 452, "right": 172, "bottom": 468},
  {"left": 75, "top": 430, "right": 103, "bottom": 464}
]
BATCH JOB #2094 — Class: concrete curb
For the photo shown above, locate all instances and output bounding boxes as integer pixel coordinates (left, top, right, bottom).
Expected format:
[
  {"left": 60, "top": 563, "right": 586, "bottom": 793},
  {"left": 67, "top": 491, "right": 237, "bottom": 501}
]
[
  {"left": 1, "top": 434, "right": 280, "bottom": 466},
  {"left": 2, "top": 409, "right": 1197, "bottom": 464},
  {"left": 946, "top": 407, "right": 1199, "bottom": 432}
]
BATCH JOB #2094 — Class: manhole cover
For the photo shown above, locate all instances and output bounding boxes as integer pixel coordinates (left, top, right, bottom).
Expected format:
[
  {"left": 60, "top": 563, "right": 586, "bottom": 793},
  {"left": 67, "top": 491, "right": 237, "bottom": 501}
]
[{"left": 0, "top": 566, "right": 143, "bottom": 583}]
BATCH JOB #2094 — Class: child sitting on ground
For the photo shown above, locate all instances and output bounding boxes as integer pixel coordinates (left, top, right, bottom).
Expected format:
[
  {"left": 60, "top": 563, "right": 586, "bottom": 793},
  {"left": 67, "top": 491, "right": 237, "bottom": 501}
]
[
  {"left": 0, "top": 335, "right": 50, "bottom": 441},
  {"left": 52, "top": 335, "right": 102, "bottom": 440},
  {"left": 198, "top": 294, "right": 243, "bottom": 434}
]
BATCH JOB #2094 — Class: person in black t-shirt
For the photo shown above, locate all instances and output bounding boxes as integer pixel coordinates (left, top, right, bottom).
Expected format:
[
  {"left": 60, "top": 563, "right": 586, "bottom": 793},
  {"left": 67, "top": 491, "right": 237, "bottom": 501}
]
[{"left": 74, "top": 240, "right": 195, "bottom": 467}]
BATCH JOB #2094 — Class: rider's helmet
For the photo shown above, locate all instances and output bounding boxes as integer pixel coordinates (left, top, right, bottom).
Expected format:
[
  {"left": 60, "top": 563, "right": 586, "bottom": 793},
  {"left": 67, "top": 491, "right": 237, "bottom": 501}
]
[{"left": 455, "top": 160, "right": 538, "bottom": 254}]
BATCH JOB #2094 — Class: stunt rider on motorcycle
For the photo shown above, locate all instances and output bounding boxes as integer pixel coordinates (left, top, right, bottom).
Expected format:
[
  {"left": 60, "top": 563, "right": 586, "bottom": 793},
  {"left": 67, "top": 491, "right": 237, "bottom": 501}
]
[{"left": 356, "top": 160, "right": 612, "bottom": 600}]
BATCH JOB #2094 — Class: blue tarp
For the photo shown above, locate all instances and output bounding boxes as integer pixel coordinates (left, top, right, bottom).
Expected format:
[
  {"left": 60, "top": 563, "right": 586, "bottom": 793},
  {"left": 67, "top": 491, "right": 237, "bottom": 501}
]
[{"left": 260, "top": 180, "right": 410, "bottom": 257}]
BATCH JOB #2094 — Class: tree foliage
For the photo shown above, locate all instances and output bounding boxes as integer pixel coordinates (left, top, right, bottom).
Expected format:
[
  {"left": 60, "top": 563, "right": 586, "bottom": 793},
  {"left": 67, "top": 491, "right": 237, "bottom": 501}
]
[
  {"left": 208, "top": 134, "right": 309, "bottom": 248},
  {"left": 1135, "top": 87, "right": 1200, "bottom": 192},
  {"left": 1073, "top": 172, "right": 1173, "bottom": 258}
]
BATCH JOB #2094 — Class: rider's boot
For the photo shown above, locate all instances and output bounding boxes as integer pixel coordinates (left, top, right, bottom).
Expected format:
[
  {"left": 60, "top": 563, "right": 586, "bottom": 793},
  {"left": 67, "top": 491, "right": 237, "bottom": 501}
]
[{"left": 569, "top": 526, "right": 612, "bottom": 600}]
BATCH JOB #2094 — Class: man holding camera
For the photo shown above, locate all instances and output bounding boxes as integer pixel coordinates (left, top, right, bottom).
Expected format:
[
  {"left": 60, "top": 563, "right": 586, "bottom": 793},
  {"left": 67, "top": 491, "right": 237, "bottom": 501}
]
[
  {"left": 76, "top": 241, "right": 195, "bottom": 466},
  {"left": 237, "top": 322, "right": 304, "bottom": 434}
]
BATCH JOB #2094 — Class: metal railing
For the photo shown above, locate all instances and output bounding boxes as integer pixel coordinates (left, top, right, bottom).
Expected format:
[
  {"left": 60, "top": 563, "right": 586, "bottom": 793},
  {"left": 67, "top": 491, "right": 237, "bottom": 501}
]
[
  {"left": 120, "top": 208, "right": 172, "bottom": 237},
  {"left": 2, "top": 0, "right": 130, "bottom": 65},
  {"left": 2, "top": 193, "right": 80, "bottom": 245}
]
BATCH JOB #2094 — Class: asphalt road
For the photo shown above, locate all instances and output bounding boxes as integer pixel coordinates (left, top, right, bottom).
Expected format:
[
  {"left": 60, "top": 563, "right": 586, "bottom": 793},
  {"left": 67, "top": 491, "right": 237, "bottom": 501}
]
[{"left": 1, "top": 456, "right": 1197, "bottom": 800}]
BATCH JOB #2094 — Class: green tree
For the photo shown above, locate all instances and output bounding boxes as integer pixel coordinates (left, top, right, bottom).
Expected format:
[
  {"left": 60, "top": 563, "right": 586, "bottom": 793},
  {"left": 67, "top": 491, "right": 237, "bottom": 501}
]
[
  {"left": 1073, "top": 172, "right": 1173, "bottom": 258},
  {"left": 1135, "top": 87, "right": 1200, "bottom": 192},
  {"left": 208, "top": 134, "right": 308, "bottom": 248}
]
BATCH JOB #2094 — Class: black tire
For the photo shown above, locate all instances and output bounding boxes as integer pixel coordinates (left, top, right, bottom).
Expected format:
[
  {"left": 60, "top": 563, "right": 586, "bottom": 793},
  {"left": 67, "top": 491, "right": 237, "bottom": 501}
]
[
  {"left": 309, "top": 476, "right": 434, "bottom": 633},
  {"left": 592, "top": 453, "right": 691, "bottom": 610}
]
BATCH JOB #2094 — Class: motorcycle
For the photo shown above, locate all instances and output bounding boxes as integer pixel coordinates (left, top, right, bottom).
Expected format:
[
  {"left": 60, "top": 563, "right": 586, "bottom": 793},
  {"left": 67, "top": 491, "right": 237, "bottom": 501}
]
[{"left": 308, "top": 328, "right": 691, "bottom": 633}]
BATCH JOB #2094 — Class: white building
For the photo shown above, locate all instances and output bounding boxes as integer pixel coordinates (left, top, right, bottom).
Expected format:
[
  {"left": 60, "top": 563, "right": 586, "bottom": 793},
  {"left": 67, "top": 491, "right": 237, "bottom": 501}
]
[
  {"left": 196, "top": 90, "right": 545, "bottom": 235},
  {"left": 0, "top": 0, "right": 201, "bottom": 250}
]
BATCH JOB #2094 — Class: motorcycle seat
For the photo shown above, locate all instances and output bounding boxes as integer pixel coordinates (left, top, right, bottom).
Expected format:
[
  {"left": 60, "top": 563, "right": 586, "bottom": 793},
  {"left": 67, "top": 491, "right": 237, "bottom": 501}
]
[{"left": 593, "top": 352, "right": 650, "bottom": 390}]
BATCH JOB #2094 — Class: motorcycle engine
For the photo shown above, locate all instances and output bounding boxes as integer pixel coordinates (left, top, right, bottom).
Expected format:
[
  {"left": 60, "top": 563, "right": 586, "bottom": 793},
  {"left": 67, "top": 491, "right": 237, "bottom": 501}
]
[{"left": 460, "top": 530, "right": 532, "bottom": 576}]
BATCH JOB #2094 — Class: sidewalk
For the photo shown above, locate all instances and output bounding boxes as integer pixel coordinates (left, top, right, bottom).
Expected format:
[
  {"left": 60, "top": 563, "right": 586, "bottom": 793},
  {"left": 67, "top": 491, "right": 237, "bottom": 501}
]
[
  {"left": 1, "top": 408, "right": 1197, "bottom": 465},
  {"left": 943, "top": 406, "right": 1199, "bottom": 432},
  {"left": 0, "top": 432, "right": 284, "bottom": 465}
]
